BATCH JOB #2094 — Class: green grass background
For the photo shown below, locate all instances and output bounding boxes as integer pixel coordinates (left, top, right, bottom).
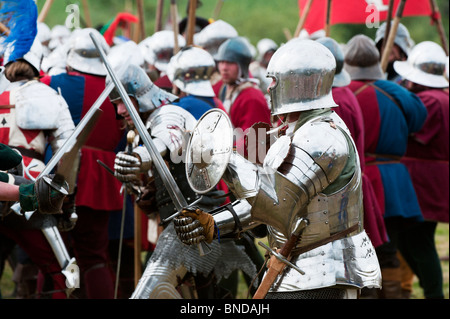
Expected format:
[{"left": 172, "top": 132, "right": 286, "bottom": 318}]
[{"left": 34, "top": 0, "right": 448, "bottom": 49}]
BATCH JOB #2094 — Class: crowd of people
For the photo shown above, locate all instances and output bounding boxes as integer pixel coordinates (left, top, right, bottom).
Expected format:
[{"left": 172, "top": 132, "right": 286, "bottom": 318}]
[{"left": 0, "top": 1, "right": 448, "bottom": 300}]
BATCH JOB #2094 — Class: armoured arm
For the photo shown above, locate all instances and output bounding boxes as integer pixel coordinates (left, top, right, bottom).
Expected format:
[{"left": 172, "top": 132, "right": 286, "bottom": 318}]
[{"left": 114, "top": 138, "right": 166, "bottom": 183}]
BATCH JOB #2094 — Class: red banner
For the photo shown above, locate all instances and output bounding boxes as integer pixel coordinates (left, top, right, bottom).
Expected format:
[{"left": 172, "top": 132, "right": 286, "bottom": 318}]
[{"left": 298, "top": 0, "right": 432, "bottom": 34}]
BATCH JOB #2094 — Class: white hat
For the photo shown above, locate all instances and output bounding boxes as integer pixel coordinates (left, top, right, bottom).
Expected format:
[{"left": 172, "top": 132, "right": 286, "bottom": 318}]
[{"left": 394, "top": 41, "right": 448, "bottom": 88}]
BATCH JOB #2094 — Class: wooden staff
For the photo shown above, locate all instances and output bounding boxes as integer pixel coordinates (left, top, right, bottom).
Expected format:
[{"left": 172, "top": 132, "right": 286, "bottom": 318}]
[
  {"left": 325, "top": 0, "right": 332, "bottom": 37},
  {"left": 429, "top": 0, "right": 449, "bottom": 56},
  {"left": 134, "top": 204, "right": 142, "bottom": 287},
  {"left": 37, "top": 0, "right": 55, "bottom": 23},
  {"left": 294, "top": 0, "right": 314, "bottom": 38},
  {"left": 186, "top": 0, "right": 198, "bottom": 45},
  {"left": 212, "top": 0, "right": 224, "bottom": 20},
  {"left": 283, "top": 27, "right": 292, "bottom": 41},
  {"left": 155, "top": 0, "right": 164, "bottom": 33},
  {"left": 171, "top": 0, "right": 180, "bottom": 54},
  {"left": 82, "top": 0, "right": 92, "bottom": 28},
  {"left": 380, "top": 0, "right": 407, "bottom": 73},
  {"left": 170, "top": 0, "right": 181, "bottom": 96},
  {"left": 381, "top": 0, "right": 395, "bottom": 54},
  {"left": 137, "top": 0, "right": 146, "bottom": 42}
]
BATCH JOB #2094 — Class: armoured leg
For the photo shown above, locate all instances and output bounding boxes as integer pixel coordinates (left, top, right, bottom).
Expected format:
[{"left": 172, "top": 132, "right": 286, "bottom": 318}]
[{"left": 131, "top": 260, "right": 187, "bottom": 299}]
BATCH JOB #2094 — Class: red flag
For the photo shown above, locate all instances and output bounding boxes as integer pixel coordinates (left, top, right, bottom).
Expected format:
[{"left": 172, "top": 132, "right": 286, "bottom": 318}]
[{"left": 298, "top": 0, "right": 432, "bottom": 35}]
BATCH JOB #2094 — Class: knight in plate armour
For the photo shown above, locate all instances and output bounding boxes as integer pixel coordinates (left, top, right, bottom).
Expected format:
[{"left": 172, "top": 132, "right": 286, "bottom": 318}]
[
  {"left": 109, "top": 46, "right": 257, "bottom": 299},
  {"left": 174, "top": 39, "right": 382, "bottom": 299}
]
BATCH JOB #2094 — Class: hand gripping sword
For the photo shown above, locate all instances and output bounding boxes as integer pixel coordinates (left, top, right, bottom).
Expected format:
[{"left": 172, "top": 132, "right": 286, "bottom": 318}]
[
  {"left": 90, "top": 32, "right": 211, "bottom": 256},
  {"left": 7, "top": 80, "right": 112, "bottom": 296}
]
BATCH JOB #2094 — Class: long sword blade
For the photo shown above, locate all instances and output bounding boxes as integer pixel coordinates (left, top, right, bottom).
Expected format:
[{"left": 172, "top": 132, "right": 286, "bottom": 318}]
[{"left": 90, "top": 32, "right": 210, "bottom": 256}]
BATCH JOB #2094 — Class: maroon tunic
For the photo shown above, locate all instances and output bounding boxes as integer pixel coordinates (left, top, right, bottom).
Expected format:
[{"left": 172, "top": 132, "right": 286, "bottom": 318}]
[
  {"left": 402, "top": 89, "right": 449, "bottom": 223},
  {"left": 333, "top": 86, "right": 388, "bottom": 247}
]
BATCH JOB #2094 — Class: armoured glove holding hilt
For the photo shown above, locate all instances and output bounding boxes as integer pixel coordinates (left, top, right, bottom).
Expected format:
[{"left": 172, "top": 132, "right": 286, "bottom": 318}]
[
  {"left": 174, "top": 207, "right": 217, "bottom": 244},
  {"left": 19, "top": 174, "right": 69, "bottom": 214}
]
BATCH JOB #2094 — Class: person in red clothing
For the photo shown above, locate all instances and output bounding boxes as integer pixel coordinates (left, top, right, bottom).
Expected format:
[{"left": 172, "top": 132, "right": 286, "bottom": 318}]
[
  {"left": 214, "top": 36, "right": 270, "bottom": 297},
  {"left": 393, "top": 41, "right": 448, "bottom": 299},
  {"left": 40, "top": 28, "right": 125, "bottom": 299},
  {"left": 215, "top": 36, "right": 271, "bottom": 155},
  {"left": 316, "top": 37, "right": 388, "bottom": 254},
  {"left": 344, "top": 34, "right": 428, "bottom": 299},
  {"left": 1, "top": 34, "right": 76, "bottom": 299}
]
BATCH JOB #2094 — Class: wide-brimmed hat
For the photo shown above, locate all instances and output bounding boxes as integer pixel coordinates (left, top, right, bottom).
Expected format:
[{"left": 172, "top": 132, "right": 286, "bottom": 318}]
[{"left": 394, "top": 41, "right": 448, "bottom": 88}]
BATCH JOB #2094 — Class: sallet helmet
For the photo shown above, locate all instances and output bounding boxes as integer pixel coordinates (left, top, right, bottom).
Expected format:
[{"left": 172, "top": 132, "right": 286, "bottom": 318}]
[
  {"left": 167, "top": 46, "right": 216, "bottom": 97},
  {"left": 266, "top": 39, "right": 337, "bottom": 116},
  {"left": 66, "top": 28, "right": 110, "bottom": 76},
  {"left": 140, "top": 30, "right": 186, "bottom": 73},
  {"left": 194, "top": 19, "right": 238, "bottom": 58},
  {"left": 256, "top": 38, "right": 278, "bottom": 63},
  {"left": 107, "top": 63, "right": 164, "bottom": 113}
]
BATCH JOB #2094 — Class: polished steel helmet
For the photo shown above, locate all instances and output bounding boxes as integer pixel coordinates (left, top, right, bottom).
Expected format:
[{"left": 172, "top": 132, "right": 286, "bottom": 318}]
[
  {"left": 66, "top": 28, "right": 110, "bottom": 76},
  {"left": 107, "top": 40, "right": 144, "bottom": 71},
  {"left": 394, "top": 41, "right": 449, "bottom": 88},
  {"left": 316, "top": 37, "right": 351, "bottom": 87},
  {"left": 37, "top": 22, "right": 51, "bottom": 44},
  {"left": 215, "top": 36, "right": 253, "bottom": 78},
  {"left": 375, "top": 21, "right": 413, "bottom": 56},
  {"left": 194, "top": 19, "right": 238, "bottom": 58},
  {"left": 256, "top": 38, "right": 278, "bottom": 62},
  {"left": 167, "top": 46, "right": 216, "bottom": 97},
  {"left": 266, "top": 38, "right": 337, "bottom": 115},
  {"left": 107, "top": 63, "right": 177, "bottom": 113},
  {"left": 140, "top": 30, "right": 186, "bottom": 73},
  {"left": 48, "top": 24, "right": 71, "bottom": 51},
  {"left": 3, "top": 38, "right": 44, "bottom": 76}
]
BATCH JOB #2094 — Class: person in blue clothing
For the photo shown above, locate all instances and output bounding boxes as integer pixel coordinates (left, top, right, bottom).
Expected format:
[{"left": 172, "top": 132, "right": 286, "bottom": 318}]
[{"left": 344, "top": 34, "right": 428, "bottom": 298}]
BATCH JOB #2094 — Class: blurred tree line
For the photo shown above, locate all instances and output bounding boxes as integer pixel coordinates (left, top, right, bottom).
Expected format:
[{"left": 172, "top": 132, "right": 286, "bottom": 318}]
[{"left": 36, "top": 0, "right": 448, "bottom": 50}]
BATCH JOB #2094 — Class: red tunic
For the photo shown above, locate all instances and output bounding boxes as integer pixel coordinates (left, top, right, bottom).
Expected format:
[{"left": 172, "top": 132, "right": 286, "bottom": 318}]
[
  {"left": 41, "top": 71, "right": 125, "bottom": 211},
  {"left": 402, "top": 89, "right": 449, "bottom": 223},
  {"left": 333, "top": 86, "right": 388, "bottom": 247}
]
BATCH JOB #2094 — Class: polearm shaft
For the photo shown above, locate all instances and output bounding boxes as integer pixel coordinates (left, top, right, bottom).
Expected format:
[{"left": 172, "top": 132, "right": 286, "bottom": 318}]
[{"left": 90, "top": 32, "right": 210, "bottom": 256}]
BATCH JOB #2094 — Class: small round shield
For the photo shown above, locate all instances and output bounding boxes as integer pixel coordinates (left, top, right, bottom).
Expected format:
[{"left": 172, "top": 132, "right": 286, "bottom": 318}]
[{"left": 186, "top": 109, "right": 233, "bottom": 194}]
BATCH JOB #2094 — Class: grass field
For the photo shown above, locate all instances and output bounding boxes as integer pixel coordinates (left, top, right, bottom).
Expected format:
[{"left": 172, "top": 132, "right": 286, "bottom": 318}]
[{"left": 0, "top": 223, "right": 448, "bottom": 299}]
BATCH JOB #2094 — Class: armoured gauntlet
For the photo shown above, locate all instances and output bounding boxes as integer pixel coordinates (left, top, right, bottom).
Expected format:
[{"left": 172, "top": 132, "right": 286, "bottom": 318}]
[
  {"left": 19, "top": 174, "right": 69, "bottom": 214},
  {"left": 114, "top": 146, "right": 152, "bottom": 183},
  {"left": 174, "top": 207, "right": 217, "bottom": 244}
]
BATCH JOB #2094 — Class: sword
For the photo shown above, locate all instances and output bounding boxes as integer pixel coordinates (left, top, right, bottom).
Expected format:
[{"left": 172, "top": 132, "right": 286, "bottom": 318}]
[
  {"left": 253, "top": 218, "right": 308, "bottom": 299},
  {"left": 11, "top": 82, "right": 113, "bottom": 219},
  {"left": 90, "top": 32, "right": 211, "bottom": 256}
]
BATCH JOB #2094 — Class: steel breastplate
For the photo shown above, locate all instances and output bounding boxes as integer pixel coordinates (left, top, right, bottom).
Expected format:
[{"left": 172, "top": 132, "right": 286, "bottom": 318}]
[{"left": 267, "top": 158, "right": 363, "bottom": 252}]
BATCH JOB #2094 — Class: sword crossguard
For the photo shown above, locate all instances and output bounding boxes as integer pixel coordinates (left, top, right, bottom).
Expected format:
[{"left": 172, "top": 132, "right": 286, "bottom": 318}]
[{"left": 258, "top": 241, "right": 305, "bottom": 275}]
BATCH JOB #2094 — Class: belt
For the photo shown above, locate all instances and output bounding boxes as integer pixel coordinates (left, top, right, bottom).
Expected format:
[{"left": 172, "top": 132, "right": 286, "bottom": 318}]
[
  {"left": 292, "top": 223, "right": 360, "bottom": 256},
  {"left": 10, "top": 146, "right": 44, "bottom": 162}
]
